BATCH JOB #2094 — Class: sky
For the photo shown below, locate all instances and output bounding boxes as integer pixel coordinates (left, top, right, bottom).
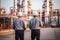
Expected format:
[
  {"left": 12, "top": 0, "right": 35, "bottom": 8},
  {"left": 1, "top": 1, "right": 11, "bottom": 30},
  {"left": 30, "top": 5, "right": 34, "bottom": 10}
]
[
  {"left": 0, "top": 0, "right": 60, "bottom": 13},
  {"left": 31, "top": 0, "right": 43, "bottom": 10},
  {"left": 52, "top": 0, "right": 60, "bottom": 9}
]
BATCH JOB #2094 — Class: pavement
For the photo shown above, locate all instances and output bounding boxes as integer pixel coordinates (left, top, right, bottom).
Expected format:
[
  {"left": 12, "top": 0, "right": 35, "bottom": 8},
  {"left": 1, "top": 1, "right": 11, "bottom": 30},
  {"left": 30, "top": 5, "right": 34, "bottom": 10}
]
[
  {"left": 0, "top": 29, "right": 14, "bottom": 35},
  {"left": 40, "top": 28, "right": 60, "bottom": 40},
  {"left": 0, "top": 28, "right": 60, "bottom": 40}
]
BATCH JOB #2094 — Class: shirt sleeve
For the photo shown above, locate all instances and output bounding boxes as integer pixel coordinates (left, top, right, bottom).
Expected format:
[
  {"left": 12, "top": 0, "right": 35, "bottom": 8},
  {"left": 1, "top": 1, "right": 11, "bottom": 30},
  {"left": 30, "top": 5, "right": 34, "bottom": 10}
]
[
  {"left": 13, "top": 21, "right": 15, "bottom": 29},
  {"left": 39, "top": 20, "right": 43, "bottom": 27},
  {"left": 22, "top": 21, "right": 26, "bottom": 30}
]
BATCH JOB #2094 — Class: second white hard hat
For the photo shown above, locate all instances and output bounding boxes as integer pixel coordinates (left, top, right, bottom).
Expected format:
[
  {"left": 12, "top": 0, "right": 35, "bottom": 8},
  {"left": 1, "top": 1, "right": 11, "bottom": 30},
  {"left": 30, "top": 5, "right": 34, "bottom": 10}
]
[
  {"left": 33, "top": 11, "right": 38, "bottom": 16},
  {"left": 17, "top": 12, "right": 23, "bottom": 16}
]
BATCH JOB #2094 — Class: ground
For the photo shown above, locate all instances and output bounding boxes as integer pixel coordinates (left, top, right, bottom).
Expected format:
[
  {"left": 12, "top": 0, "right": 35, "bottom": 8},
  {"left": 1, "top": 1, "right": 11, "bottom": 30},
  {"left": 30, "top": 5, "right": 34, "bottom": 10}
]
[{"left": 0, "top": 28, "right": 60, "bottom": 40}]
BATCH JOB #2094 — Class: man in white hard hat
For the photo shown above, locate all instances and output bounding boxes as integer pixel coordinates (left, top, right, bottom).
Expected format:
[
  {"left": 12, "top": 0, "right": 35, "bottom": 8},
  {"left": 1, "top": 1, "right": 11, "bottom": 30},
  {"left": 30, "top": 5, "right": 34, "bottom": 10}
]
[
  {"left": 28, "top": 11, "right": 43, "bottom": 40},
  {"left": 13, "top": 11, "right": 26, "bottom": 40}
]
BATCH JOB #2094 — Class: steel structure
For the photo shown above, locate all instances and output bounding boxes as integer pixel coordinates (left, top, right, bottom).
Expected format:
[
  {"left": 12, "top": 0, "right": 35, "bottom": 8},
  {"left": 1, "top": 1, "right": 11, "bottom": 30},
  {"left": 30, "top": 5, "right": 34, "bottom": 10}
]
[
  {"left": 14, "top": 0, "right": 31, "bottom": 15},
  {"left": 42, "top": 0, "right": 52, "bottom": 26}
]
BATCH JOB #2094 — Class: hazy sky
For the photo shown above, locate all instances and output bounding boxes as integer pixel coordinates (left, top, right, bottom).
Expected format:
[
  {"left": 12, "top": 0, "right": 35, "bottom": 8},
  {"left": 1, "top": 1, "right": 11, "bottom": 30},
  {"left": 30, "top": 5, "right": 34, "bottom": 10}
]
[
  {"left": 0, "top": 0, "right": 60, "bottom": 13},
  {"left": 53, "top": 0, "right": 60, "bottom": 9},
  {"left": 31, "top": 0, "right": 43, "bottom": 10}
]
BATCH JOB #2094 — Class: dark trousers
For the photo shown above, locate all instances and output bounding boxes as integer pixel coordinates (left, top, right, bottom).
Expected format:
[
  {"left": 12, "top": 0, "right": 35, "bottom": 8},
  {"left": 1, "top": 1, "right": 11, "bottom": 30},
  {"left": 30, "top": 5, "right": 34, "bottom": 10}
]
[
  {"left": 31, "top": 29, "right": 40, "bottom": 40},
  {"left": 15, "top": 30, "right": 24, "bottom": 40}
]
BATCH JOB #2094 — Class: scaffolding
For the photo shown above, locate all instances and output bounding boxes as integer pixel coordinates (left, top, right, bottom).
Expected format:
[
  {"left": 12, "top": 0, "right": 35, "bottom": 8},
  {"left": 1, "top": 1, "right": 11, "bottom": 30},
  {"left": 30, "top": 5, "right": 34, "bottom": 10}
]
[
  {"left": 13, "top": 0, "right": 31, "bottom": 16},
  {"left": 42, "top": 0, "right": 52, "bottom": 26}
]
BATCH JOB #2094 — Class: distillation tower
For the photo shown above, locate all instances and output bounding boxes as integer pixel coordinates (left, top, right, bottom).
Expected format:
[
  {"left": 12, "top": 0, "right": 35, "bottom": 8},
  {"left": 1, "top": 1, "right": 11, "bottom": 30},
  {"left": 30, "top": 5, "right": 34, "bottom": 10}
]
[
  {"left": 14, "top": 0, "right": 31, "bottom": 16},
  {"left": 42, "top": 0, "right": 52, "bottom": 26}
]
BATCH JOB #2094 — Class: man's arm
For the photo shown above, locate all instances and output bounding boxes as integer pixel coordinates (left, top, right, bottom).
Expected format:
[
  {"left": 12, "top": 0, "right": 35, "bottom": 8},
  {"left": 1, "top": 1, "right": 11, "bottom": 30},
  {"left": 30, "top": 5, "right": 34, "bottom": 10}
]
[
  {"left": 22, "top": 21, "right": 26, "bottom": 30},
  {"left": 39, "top": 20, "right": 43, "bottom": 27},
  {"left": 13, "top": 21, "right": 15, "bottom": 29}
]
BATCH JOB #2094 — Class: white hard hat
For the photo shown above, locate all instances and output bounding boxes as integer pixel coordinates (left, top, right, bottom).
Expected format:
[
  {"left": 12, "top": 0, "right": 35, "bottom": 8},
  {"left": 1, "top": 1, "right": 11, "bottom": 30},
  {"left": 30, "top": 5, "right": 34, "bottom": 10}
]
[
  {"left": 33, "top": 11, "right": 38, "bottom": 16},
  {"left": 17, "top": 12, "right": 23, "bottom": 16}
]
